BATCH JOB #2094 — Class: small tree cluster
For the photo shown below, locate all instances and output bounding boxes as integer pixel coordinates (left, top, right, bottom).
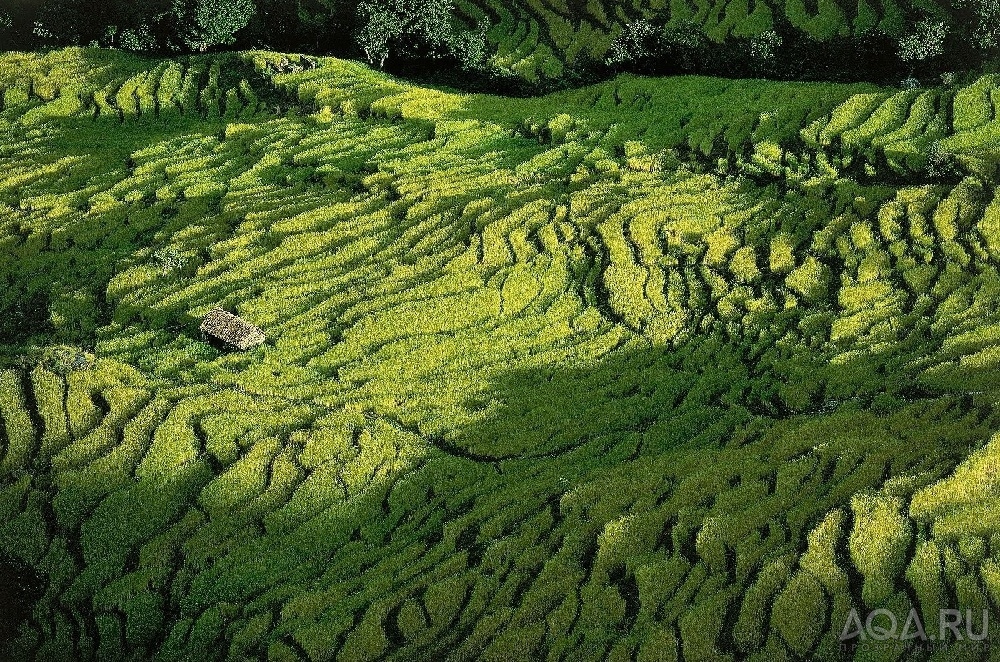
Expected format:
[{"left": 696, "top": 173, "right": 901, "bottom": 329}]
[
  {"left": 606, "top": 19, "right": 710, "bottom": 74},
  {"left": 118, "top": 24, "right": 160, "bottom": 52},
  {"left": 355, "top": 0, "right": 488, "bottom": 70},
  {"left": 14, "top": 0, "right": 1000, "bottom": 85},
  {"left": 172, "top": 0, "right": 255, "bottom": 52},
  {"left": 749, "top": 30, "right": 782, "bottom": 62},
  {"left": 661, "top": 20, "right": 709, "bottom": 73},
  {"left": 969, "top": 0, "right": 1000, "bottom": 49},
  {"left": 897, "top": 19, "right": 949, "bottom": 63},
  {"left": 606, "top": 19, "right": 659, "bottom": 70},
  {"left": 32, "top": 0, "right": 85, "bottom": 46},
  {"left": 23, "top": 0, "right": 257, "bottom": 53}
]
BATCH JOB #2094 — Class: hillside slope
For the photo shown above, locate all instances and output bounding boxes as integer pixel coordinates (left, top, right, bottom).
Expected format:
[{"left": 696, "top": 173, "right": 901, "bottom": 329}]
[
  {"left": 458, "top": 0, "right": 980, "bottom": 83},
  {"left": 2, "top": 48, "right": 1000, "bottom": 660}
]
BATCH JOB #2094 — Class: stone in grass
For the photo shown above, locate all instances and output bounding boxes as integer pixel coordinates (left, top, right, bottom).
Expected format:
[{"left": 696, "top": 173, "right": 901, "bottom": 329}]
[{"left": 200, "top": 307, "right": 265, "bottom": 351}]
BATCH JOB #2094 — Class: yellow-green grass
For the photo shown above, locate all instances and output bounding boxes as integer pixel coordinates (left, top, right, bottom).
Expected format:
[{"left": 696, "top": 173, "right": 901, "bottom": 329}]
[{"left": 3, "top": 48, "right": 1000, "bottom": 660}]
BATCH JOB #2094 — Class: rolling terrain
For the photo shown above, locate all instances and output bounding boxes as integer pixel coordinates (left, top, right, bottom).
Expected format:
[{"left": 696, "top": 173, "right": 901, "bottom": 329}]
[{"left": 2, "top": 48, "right": 1000, "bottom": 660}]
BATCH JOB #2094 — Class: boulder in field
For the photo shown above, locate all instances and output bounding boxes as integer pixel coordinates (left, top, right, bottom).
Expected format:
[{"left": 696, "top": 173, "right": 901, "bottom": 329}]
[{"left": 200, "top": 307, "right": 265, "bottom": 350}]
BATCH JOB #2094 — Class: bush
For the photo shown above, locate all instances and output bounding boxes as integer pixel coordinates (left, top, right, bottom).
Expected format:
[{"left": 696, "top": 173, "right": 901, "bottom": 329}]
[
  {"left": 770, "top": 571, "right": 827, "bottom": 656},
  {"left": 785, "top": 257, "right": 831, "bottom": 303},
  {"left": 955, "top": 0, "right": 1000, "bottom": 50},
  {"left": 730, "top": 246, "right": 760, "bottom": 283},
  {"left": 924, "top": 140, "right": 961, "bottom": 180},
  {"left": 848, "top": 491, "right": 912, "bottom": 606},
  {"left": 769, "top": 234, "right": 797, "bottom": 274},
  {"left": 734, "top": 557, "right": 792, "bottom": 651}
]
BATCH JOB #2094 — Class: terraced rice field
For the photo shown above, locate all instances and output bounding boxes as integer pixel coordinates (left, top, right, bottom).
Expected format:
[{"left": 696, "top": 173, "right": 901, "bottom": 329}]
[
  {"left": 4, "top": 47, "right": 1000, "bottom": 660},
  {"left": 458, "top": 0, "right": 946, "bottom": 82}
]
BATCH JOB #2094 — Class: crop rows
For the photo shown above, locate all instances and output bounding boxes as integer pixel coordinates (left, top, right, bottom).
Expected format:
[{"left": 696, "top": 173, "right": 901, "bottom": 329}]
[
  {"left": 447, "top": 0, "right": 961, "bottom": 82},
  {"left": 5, "top": 48, "right": 1000, "bottom": 660},
  {"left": 0, "top": 50, "right": 270, "bottom": 126},
  {"left": 800, "top": 74, "right": 1000, "bottom": 178}
]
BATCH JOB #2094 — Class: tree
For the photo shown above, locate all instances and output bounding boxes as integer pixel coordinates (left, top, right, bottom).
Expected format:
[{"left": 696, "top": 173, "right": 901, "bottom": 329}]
[
  {"left": 294, "top": 0, "right": 355, "bottom": 52},
  {"left": 118, "top": 24, "right": 160, "bottom": 51},
  {"left": 31, "top": 0, "right": 87, "bottom": 45},
  {"left": 356, "top": 0, "right": 403, "bottom": 68},
  {"left": 660, "top": 20, "right": 709, "bottom": 73},
  {"left": 450, "top": 18, "right": 491, "bottom": 71},
  {"left": 605, "top": 20, "right": 659, "bottom": 71},
  {"left": 29, "top": 0, "right": 169, "bottom": 48},
  {"left": 897, "top": 19, "right": 949, "bottom": 63},
  {"left": 172, "top": 0, "right": 255, "bottom": 51},
  {"left": 749, "top": 30, "right": 782, "bottom": 62},
  {"left": 956, "top": 0, "right": 1000, "bottom": 51},
  {"left": 354, "top": 0, "right": 458, "bottom": 69}
]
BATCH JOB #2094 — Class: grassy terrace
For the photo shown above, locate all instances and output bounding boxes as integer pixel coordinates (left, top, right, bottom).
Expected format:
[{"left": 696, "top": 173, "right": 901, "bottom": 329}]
[{"left": 2, "top": 47, "right": 1000, "bottom": 660}]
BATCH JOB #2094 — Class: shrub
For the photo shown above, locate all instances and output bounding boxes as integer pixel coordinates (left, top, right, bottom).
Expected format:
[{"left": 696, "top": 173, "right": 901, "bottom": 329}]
[
  {"left": 785, "top": 257, "right": 831, "bottom": 303},
  {"left": 771, "top": 571, "right": 827, "bottom": 657},
  {"left": 905, "top": 541, "right": 945, "bottom": 624},
  {"left": 730, "top": 246, "right": 760, "bottom": 283},
  {"left": 733, "top": 556, "right": 792, "bottom": 651},
  {"left": 924, "top": 140, "right": 961, "bottom": 180},
  {"left": 848, "top": 491, "right": 912, "bottom": 606},
  {"left": 769, "top": 234, "right": 797, "bottom": 273},
  {"left": 0, "top": 371, "right": 36, "bottom": 474}
]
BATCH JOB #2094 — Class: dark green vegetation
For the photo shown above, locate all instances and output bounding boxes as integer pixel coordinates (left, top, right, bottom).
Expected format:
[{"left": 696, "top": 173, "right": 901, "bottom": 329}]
[
  {"left": 8, "top": 0, "right": 1000, "bottom": 90},
  {"left": 4, "top": 47, "right": 1000, "bottom": 660}
]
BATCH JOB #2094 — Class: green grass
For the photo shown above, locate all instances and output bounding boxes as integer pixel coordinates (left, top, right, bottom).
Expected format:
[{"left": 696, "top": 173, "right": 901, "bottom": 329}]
[{"left": 3, "top": 47, "right": 1000, "bottom": 660}]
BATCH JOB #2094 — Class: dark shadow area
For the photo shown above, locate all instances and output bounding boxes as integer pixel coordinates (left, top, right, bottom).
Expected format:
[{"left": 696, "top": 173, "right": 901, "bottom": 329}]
[
  {"left": 442, "top": 340, "right": 759, "bottom": 461},
  {"left": 386, "top": 56, "right": 610, "bottom": 97},
  {"left": 1, "top": 0, "right": 43, "bottom": 50},
  {"left": 0, "top": 553, "right": 43, "bottom": 649},
  {"left": 0, "top": 291, "right": 54, "bottom": 346},
  {"left": 5, "top": 0, "right": 995, "bottom": 98},
  {"left": 0, "top": 324, "right": 996, "bottom": 659}
]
